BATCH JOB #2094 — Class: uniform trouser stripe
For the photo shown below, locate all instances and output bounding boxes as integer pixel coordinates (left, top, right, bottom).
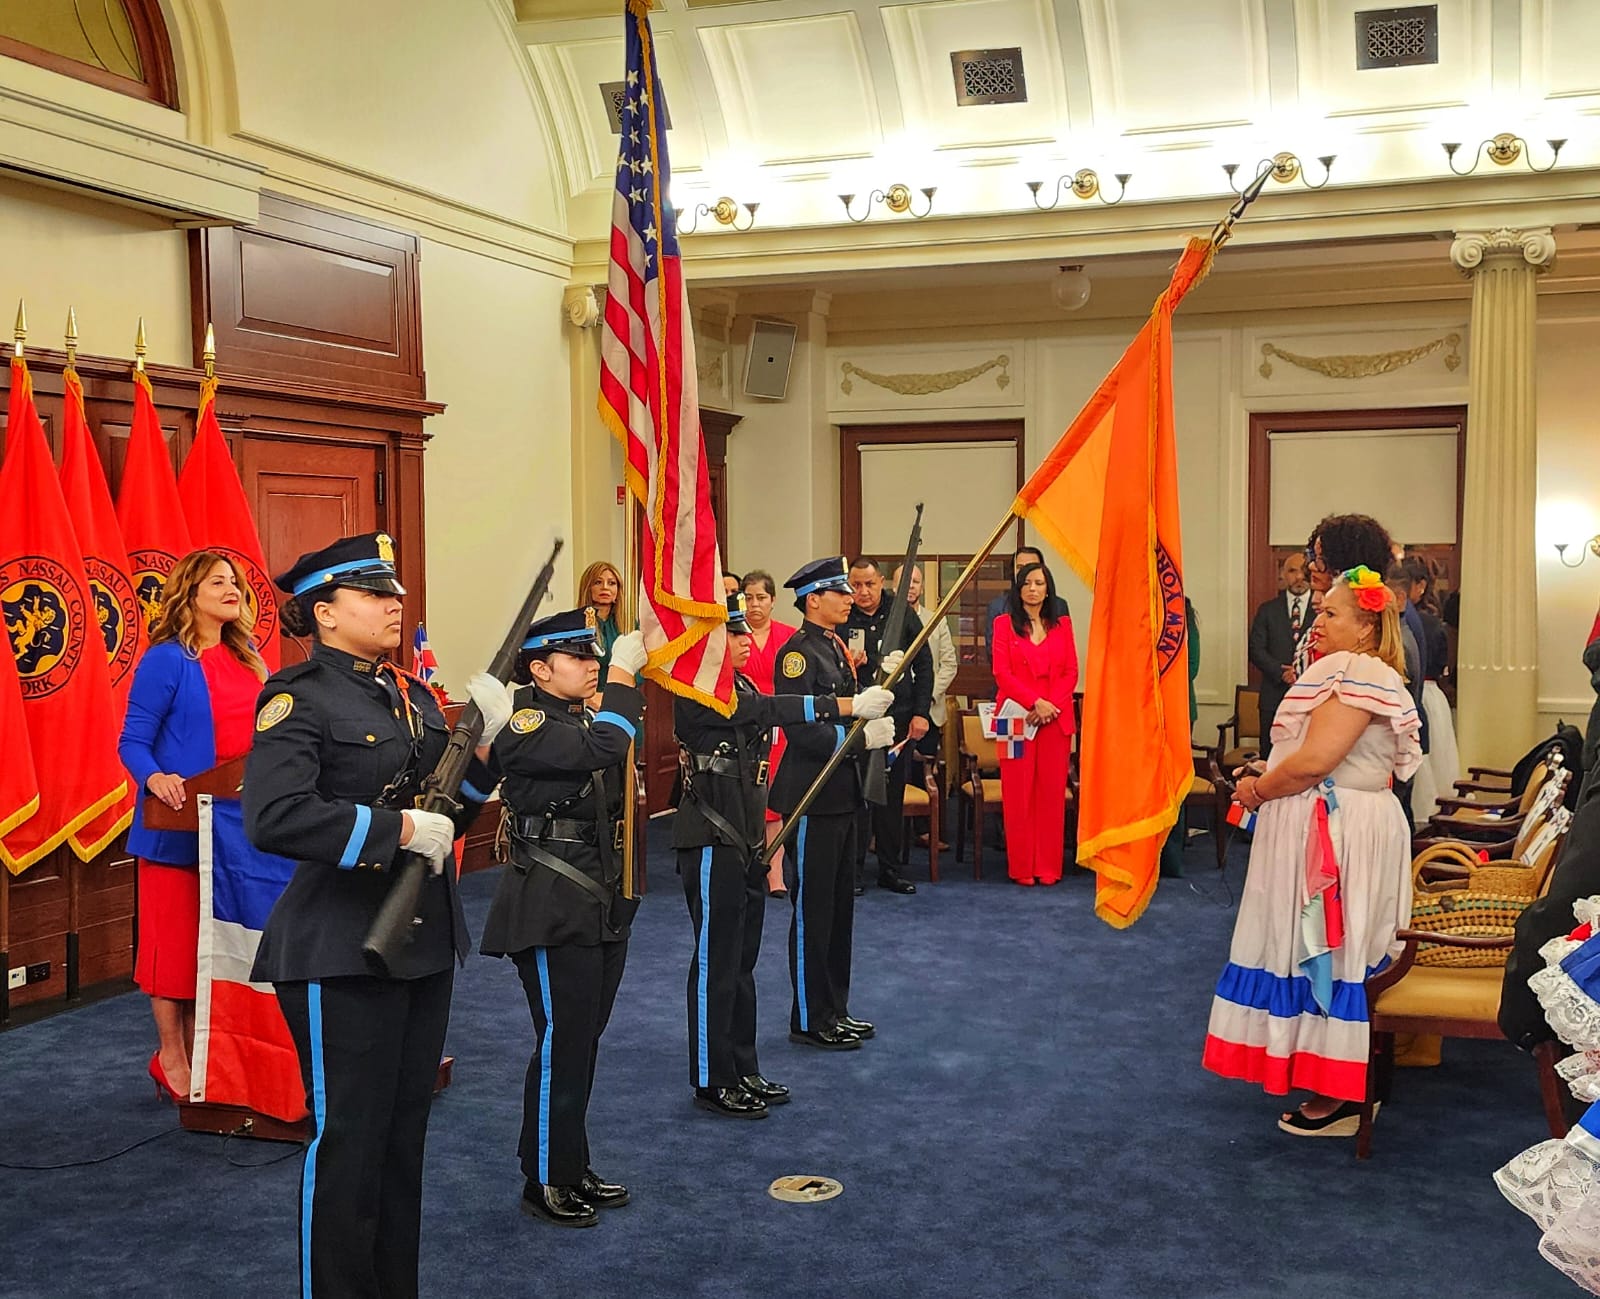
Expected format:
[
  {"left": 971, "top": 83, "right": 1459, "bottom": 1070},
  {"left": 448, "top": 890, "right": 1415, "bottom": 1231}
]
[
  {"left": 300, "top": 982, "right": 326, "bottom": 1299},
  {"left": 795, "top": 818, "right": 809, "bottom": 1032},
  {"left": 696, "top": 846, "right": 713, "bottom": 1086},
  {"left": 535, "top": 949, "right": 554, "bottom": 1185}
]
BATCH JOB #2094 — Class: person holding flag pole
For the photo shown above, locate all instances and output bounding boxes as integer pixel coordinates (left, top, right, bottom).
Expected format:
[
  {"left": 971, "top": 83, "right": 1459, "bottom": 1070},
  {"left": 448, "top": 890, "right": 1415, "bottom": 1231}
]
[{"left": 767, "top": 166, "right": 1275, "bottom": 930}]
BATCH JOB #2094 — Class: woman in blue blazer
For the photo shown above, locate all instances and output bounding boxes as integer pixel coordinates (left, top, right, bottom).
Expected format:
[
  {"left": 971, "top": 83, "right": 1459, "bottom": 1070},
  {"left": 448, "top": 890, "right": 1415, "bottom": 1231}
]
[{"left": 119, "top": 550, "right": 267, "bottom": 1100}]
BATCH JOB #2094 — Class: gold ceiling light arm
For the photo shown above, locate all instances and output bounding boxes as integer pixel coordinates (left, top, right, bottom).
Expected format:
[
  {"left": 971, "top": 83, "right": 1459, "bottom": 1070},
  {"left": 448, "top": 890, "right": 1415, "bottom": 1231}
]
[
  {"left": 838, "top": 183, "right": 936, "bottom": 222},
  {"left": 1025, "top": 168, "right": 1131, "bottom": 209},
  {"left": 675, "top": 195, "right": 760, "bottom": 234},
  {"left": 1442, "top": 132, "right": 1565, "bottom": 175},
  {"left": 1222, "top": 152, "right": 1335, "bottom": 194}
]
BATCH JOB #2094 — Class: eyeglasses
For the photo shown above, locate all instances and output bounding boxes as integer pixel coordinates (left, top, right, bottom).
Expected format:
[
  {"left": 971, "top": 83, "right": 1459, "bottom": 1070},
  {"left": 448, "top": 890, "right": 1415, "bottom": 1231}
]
[{"left": 1303, "top": 545, "right": 1326, "bottom": 571}]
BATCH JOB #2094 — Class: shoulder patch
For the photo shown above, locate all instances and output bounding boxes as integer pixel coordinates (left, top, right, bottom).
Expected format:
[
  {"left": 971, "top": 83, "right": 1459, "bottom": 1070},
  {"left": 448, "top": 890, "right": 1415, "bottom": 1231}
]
[
  {"left": 781, "top": 650, "right": 807, "bottom": 680},
  {"left": 509, "top": 707, "right": 545, "bottom": 735},
  {"left": 256, "top": 692, "right": 294, "bottom": 732}
]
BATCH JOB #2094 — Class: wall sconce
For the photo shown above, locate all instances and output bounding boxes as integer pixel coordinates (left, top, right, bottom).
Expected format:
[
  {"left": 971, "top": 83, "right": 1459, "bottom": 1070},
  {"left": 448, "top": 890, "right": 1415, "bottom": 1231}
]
[
  {"left": 1554, "top": 536, "right": 1600, "bottom": 568},
  {"left": 839, "top": 183, "right": 937, "bottom": 222},
  {"left": 1222, "top": 152, "right": 1335, "bottom": 192},
  {"left": 1025, "top": 169, "right": 1129, "bottom": 209},
  {"left": 1443, "top": 133, "right": 1565, "bottom": 175},
  {"left": 675, "top": 196, "right": 759, "bottom": 234}
]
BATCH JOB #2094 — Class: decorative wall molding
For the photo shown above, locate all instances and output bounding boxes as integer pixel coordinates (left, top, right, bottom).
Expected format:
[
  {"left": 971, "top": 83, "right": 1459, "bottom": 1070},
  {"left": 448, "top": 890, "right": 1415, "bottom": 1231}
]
[
  {"left": 839, "top": 353, "right": 1010, "bottom": 397},
  {"left": 1257, "top": 333, "right": 1461, "bottom": 380},
  {"left": 563, "top": 284, "right": 599, "bottom": 328}
]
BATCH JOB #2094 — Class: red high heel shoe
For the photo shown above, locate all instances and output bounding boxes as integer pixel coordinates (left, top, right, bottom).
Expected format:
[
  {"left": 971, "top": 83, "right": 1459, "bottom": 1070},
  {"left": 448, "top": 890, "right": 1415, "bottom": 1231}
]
[{"left": 148, "top": 1051, "right": 183, "bottom": 1104}]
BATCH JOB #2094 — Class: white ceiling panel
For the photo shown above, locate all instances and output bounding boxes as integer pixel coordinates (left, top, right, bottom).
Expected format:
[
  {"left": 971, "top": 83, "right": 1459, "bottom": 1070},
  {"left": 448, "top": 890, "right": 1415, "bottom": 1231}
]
[
  {"left": 1524, "top": 0, "right": 1600, "bottom": 100},
  {"left": 530, "top": 30, "right": 708, "bottom": 195},
  {"left": 881, "top": 0, "right": 1071, "bottom": 148},
  {"left": 698, "top": 12, "right": 883, "bottom": 164},
  {"left": 1079, "top": 0, "right": 1269, "bottom": 132},
  {"left": 1295, "top": 0, "right": 1491, "bottom": 115}
]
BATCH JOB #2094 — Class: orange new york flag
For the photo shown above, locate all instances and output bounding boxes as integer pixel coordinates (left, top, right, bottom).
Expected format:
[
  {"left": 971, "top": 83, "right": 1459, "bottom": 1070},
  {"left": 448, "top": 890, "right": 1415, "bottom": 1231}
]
[{"left": 1012, "top": 237, "right": 1213, "bottom": 927}]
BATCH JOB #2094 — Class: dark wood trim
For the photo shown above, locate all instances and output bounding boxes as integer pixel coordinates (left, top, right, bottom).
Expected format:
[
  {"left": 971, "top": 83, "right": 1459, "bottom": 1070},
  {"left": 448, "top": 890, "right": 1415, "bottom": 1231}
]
[
  {"left": 0, "top": 1, "right": 178, "bottom": 109},
  {"left": 839, "top": 419, "right": 1026, "bottom": 556},
  {"left": 1246, "top": 405, "right": 1468, "bottom": 677}
]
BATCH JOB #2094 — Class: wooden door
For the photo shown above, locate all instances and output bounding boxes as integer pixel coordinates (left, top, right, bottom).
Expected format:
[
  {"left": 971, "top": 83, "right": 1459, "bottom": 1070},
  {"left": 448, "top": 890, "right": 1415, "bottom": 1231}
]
[{"left": 242, "top": 438, "right": 383, "bottom": 663}]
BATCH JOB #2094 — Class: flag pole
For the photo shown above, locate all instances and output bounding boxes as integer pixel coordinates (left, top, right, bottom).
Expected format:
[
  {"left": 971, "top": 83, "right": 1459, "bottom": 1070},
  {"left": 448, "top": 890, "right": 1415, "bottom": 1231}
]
[
  {"left": 621, "top": 484, "right": 640, "bottom": 899},
  {"left": 764, "top": 509, "right": 1018, "bottom": 863}
]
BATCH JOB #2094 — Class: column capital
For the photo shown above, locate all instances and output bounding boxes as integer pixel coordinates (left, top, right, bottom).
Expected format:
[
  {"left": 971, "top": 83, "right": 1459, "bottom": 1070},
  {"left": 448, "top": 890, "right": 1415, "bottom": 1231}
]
[
  {"left": 1450, "top": 227, "right": 1556, "bottom": 275},
  {"left": 562, "top": 283, "right": 602, "bottom": 329}
]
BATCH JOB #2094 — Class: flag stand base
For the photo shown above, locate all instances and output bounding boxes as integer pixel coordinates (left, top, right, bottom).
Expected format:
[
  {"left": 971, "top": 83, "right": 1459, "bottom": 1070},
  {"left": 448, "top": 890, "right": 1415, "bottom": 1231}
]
[{"left": 179, "top": 1056, "right": 455, "bottom": 1142}]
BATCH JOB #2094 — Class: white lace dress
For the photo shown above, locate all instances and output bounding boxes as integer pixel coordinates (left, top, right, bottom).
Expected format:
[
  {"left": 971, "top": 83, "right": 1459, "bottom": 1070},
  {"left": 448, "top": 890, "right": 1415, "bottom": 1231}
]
[
  {"left": 1495, "top": 897, "right": 1600, "bottom": 1296},
  {"left": 1203, "top": 651, "right": 1422, "bottom": 1101}
]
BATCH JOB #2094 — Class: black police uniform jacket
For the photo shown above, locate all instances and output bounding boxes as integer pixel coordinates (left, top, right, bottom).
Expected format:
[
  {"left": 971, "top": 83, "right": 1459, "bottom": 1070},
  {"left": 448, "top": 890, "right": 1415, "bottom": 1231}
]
[
  {"left": 245, "top": 643, "right": 496, "bottom": 983},
  {"left": 479, "top": 679, "right": 644, "bottom": 955},
  {"left": 767, "top": 621, "right": 865, "bottom": 817},
  {"left": 672, "top": 673, "right": 840, "bottom": 853},
  {"left": 845, "top": 590, "right": 933, "bottom": 723}
]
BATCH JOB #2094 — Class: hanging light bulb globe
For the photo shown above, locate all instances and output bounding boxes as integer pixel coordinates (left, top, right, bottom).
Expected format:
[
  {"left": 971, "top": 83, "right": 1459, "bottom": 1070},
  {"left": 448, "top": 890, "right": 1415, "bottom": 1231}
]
[{"left": 1051, "top": 264, "right": 1091, "bottom": 312}]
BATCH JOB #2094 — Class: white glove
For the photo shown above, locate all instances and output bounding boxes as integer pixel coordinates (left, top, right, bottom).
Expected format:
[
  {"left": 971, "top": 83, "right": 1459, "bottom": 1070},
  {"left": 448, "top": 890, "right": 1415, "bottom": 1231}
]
[
  {"left": 863, "top": 717, "right": 897, "bottom": 750},
  {"left": 466, "top": 672, "right": 513, "bottom": 745},
  {"left": 403, "top": 809, "right": 456, "bottom": 876},
  {"left": 880, "top": 650, "right": 906, "bottom": 679},
  {"left": 609, "top": 629, "right": 648, "bottom": 676},
  {"left": 851, "top": 685, "right": 894, "bottom": 720}
]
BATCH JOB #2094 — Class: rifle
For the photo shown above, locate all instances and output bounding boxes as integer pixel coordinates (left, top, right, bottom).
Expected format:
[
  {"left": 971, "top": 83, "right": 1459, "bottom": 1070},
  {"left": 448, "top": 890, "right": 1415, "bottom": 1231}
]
[
  {"left": 363, "top": 538, "right": 564, "bottom": 972},
  {"left": 765, "top": 504, "right": 923, "bottom": 860}
]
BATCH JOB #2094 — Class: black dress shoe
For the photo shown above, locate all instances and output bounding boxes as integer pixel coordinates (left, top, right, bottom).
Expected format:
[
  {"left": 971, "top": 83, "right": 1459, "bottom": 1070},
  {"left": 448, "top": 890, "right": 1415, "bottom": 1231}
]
[
  {"left": 877, "top": 871, "right": 916, "bottom": 895},
  {"left": 788, "top": 1025, "right": 861, "bottom": 1051},
  {"left": 579, "top": 1168, "right": 630, "bottom": 1208},
  {"left": 520, "top": 1181, "right": 598, "bottom": 1228},
  {"left": 768, "top": 888, "right": 788, "bottom": 900},
  {"left": 836, "top": 1015, "right": 875, "bottom": 1039},
  {"left": 739, "top": 1073, "right": 791, "bottom": 1105},
  {"left": 852, "top": 883, "right": 866, "bottom": 896},
  {"left": 694, "top": 1085, "right": 768, "bottom": 1118}
]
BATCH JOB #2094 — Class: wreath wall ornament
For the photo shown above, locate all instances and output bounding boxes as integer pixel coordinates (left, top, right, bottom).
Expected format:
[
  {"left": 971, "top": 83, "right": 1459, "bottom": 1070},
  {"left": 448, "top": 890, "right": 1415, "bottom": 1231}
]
[
  {"left": 1257, "top": 333, "right": 1461, "bottom": 381},
  {"left": 839, "top": 354, "right": 1011, "bottom": 397}
]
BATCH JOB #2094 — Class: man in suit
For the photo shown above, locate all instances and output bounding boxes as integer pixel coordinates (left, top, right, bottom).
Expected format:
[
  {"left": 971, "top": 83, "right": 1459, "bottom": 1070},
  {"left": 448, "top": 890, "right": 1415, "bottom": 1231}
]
[{"left": 1247, "top": 551, "right": 1312, "bottom": 754}]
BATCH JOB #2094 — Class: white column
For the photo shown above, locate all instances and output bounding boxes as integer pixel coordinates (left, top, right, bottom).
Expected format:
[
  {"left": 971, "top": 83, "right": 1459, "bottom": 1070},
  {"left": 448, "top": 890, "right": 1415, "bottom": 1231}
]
[{"left": 1449, "top": 227, "right": 1553, "bottom": 767}]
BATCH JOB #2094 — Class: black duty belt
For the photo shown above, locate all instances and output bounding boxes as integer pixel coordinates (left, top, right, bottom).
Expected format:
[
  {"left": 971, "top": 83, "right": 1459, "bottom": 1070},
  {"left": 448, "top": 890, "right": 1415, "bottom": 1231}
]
[
  {"left": 508, "top": 836, "right": 617, "bottom": 909},
  {"left": 512, "top": 814, "right": 625, "bottom": 852},
  {"left": 682, "top": 751, "right": 768, "bottom": 786}
]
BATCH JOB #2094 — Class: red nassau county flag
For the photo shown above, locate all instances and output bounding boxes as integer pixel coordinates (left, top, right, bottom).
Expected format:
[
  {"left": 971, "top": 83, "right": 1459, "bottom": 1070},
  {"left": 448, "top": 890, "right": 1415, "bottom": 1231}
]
[
  {"left": 0, "top": 356, "right": 129, "bottom": 873},
  {"left": 597, "top": 0, "right": 733, "bottom": 716},
  {"left": 116, "top": 370, "right": 191, "bottom": 637},
  {"left": 179, "top": 376, "right": 279, "bottom": 670},
  {"left": 0, "top": 609, "right": 39, "bottom": 861}
]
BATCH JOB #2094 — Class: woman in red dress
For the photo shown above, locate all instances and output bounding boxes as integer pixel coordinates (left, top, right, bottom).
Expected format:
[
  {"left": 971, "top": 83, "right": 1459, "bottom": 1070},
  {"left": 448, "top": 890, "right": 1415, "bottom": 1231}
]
[
  {"left": 118, "top": 551, "right": 268, "bottom": 1100},
  {"left": 991, "top": 561, "right": 1079, "bottom": 886},
  {"left": 739, "top": 570, "right": 797, "bottom": 896}
]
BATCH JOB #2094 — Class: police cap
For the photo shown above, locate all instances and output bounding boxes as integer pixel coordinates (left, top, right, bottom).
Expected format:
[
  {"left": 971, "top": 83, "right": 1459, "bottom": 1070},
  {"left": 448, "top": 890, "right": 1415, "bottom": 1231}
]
[
  {"left": 523, "top": 608, "right": 605, "bottom": 658},
  {"left": 725, "top": 591, "right": 751, "bottom": 635},
  {"left": 784, "top": 556, "right": 851, "bottom": 606},
  {"left": 275, "top": 532, "right": 405, "bottom": 599}
]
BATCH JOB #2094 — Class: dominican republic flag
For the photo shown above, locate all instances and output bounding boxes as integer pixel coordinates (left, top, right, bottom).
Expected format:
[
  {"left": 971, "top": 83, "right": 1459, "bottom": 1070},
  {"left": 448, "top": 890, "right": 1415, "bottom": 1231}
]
[
  {"left": 413, "top": 623, "right": 439, "bottom": 684},
  {"left": 191, "top": 796, "right": 306, "bottom": 1122},
  {"left": 597, "top": 0, "right": 734, "bottom": 717},
  {"left": 980, "top": 699, "right": 1034, "bottom": 760}
]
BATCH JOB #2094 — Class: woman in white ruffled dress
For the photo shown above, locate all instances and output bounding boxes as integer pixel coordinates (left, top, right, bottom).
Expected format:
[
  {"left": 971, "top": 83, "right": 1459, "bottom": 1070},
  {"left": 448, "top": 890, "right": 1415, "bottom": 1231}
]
[
  {"left": 1496, "top": 898, "right": 1600, "bottom": 1295},
  {"left": 1203, "top": 567, "right": 1423, "bottom": 1137}
]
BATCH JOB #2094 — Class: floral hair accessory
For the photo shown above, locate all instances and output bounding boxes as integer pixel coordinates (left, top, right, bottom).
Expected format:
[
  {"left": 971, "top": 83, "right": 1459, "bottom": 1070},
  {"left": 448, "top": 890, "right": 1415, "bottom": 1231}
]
[{"left": 1342, "top": 565, "right": 1390, "bottom": 612}]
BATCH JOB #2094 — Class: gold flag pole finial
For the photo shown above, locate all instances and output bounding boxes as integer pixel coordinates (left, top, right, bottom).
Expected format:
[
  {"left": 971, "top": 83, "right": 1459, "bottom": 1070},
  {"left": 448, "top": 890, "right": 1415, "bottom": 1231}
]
[
  {"left": 13, "top": 300, "right": 26, "bottom": 358},
  {"left": 203, "top": 322, "right": 216, "bottom": 380},
  {"left": 134, "top": 316, "right": 147, "bottom": 373},
  {"left": 65, "top": 307, "right": 78, "bottom": 368}
]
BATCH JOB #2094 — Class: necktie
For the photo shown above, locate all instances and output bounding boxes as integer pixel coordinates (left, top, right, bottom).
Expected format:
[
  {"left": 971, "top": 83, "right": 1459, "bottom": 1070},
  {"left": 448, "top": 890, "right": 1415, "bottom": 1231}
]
[{"left": 1290, "top": 595, "right": 1303, "bottom": 636}]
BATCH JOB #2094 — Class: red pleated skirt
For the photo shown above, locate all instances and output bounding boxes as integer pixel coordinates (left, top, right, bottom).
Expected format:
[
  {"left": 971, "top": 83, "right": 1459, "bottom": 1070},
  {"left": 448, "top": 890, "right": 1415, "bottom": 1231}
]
[{"left": 135, "top": 859, "right": 199, "bottom": 999}]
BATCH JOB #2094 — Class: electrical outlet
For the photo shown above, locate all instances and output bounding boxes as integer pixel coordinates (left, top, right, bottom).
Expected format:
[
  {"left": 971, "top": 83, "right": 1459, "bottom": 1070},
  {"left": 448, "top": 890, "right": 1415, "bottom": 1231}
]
[
  {"left": 6, "top": 967, "right": 22, "bottom": 990},
  {"left": 25, "top": 962, "right": 49, "bottom": 984}
]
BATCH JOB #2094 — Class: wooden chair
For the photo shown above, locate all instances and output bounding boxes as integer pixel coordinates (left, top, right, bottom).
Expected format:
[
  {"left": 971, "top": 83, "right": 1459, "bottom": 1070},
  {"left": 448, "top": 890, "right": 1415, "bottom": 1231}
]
[
  {"left": 1182, "top": 743, "right": 1232, "bottom": 871},
  {"left": 899, "top": 750, "right": 943, "bottom": 882},
  {"left": 1358, "top": 821, "right": 1574, "bottom": 1159},
  {"left": 1423, "top": 758, "right": 1568, "bottom": 845},
  {"left": 1216, "top": 686, "right": 1261, "bottom": 773},
  {"left": 955, "top": 711, "right": 1003, "bottom": 879}
]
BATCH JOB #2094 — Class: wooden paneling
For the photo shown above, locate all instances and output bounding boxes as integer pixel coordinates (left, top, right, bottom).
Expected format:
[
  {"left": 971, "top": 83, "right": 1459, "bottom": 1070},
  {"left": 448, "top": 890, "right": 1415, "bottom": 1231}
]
[{"left": 192, "top": 194, "right": 425, "bottom": 399}]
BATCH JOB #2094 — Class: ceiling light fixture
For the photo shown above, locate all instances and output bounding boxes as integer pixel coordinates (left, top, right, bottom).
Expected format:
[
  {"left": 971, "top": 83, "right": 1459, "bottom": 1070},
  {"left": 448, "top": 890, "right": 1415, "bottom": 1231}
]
[
  {"left": 1025, "top": 168, "right": 1129, "bottom": 209},
  {"left": 1222, "top": 151, "right": 1335, "bottom": 192},
  {"left": 674, "top": 196, "right": 760, "bottom": 235},
  {"left": 1442, "top": 132, "right": 1565, "bottom": 175},
  {"left": 839, "top": 183, "right": 937, "bottom": 223},
  {"left": 1050, "top": 264, "right": 1092, "bottom": 312}
]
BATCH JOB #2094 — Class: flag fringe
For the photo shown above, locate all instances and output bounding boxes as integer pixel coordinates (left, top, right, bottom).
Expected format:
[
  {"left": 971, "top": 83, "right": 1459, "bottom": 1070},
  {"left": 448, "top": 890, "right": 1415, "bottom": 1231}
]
[
  {"left": 1, "top": 781, "right": 126, "bottom": 876},
  {"left": 68, "top": 799, "right": 134, "bottom": 862}
]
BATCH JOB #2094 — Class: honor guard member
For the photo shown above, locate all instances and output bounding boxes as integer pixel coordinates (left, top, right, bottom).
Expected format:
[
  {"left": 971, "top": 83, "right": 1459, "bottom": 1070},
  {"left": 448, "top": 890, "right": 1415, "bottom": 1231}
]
[
  {"left": 844, "top": 557, "right": 933, "bottom": 895},
  {"left": 479, "top": 610, "right": 649, "bottom": 1229},
  {"left": 769, "top": 557, "right": 898, "bottom": 1050},
  {"left": 674, "top": 593, "right": 893, "bottom": 1116},
  {"left": 244, "top": 532, "right": 510, "bottom": 1299}
]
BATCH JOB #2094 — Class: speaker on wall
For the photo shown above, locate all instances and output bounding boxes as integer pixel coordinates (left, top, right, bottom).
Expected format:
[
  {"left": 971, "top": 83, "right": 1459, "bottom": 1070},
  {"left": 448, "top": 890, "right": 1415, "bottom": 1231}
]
[{"left": 742, "top": 318, "right": 797, "bottom": 400}]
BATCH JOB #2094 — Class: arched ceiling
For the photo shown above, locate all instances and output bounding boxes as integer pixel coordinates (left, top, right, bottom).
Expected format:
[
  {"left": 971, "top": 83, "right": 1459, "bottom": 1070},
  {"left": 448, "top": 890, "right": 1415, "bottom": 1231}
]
[{"left": 515, "top": 0, "right": 1600, "bottom": 282}]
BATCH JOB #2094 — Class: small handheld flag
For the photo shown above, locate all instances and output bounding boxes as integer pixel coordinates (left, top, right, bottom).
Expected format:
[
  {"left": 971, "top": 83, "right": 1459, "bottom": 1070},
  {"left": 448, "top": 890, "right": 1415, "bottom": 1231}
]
[{"left": 412, "top": 624, "right": 439, "bottom": 685}]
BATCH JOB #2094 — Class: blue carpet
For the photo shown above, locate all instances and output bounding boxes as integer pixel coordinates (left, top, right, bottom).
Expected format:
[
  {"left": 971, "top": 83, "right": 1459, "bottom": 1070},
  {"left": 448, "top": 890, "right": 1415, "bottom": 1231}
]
[{"left": 0, "top": 828, "right": 1571, "bottom": 1298}]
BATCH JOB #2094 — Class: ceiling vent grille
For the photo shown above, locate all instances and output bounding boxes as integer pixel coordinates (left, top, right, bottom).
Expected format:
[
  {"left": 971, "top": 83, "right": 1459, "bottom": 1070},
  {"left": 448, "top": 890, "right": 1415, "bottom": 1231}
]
[
  {"left": 950, "top": 48, "right": 1027, "bottom": 106},
  {"left": 1355, "top": 5, "right": 1438, "bottom": 69},
  {"left": 600, "top": 80, "right": 671, "bottom": 133}
]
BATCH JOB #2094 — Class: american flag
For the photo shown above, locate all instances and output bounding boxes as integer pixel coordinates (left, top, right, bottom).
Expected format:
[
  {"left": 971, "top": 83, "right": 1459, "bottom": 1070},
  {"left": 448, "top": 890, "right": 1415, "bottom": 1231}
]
[
  {"left": 597, "top": 0, "right": 733, "bottom": 716},
  {"left": 412, "top": 623, "right": 439, "bottom": 684}
]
